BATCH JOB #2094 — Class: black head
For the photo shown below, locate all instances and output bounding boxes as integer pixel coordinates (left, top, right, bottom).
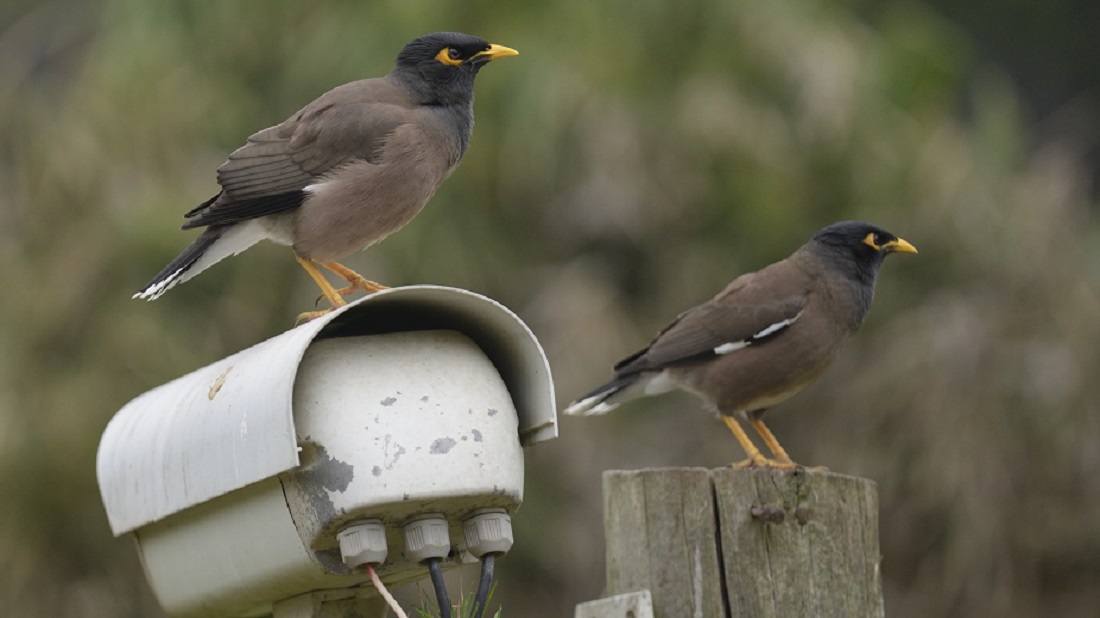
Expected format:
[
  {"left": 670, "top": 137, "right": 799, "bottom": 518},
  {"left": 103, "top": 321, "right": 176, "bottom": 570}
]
[
  {"left": 392, "top": 32, "right": 518, "bottom": 105},
  {"left": 805, "top": 220, "right": 917, "bottom": 327},
  {"left": 810, "top": 220, "right": 917, "bottom": 285}
]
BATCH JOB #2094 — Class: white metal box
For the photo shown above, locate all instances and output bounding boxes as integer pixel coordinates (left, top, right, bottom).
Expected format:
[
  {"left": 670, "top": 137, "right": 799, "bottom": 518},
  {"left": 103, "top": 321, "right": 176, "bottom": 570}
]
[{"left": 97, "top": 286, "right": 556, "bottom": 617}]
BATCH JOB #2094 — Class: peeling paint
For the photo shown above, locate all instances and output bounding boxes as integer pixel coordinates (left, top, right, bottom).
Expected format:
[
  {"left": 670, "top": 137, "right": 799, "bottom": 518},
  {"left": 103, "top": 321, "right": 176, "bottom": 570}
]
[
  {"left": 392, "top": 444, "right": 406, "bottom": 464},
  {"left": 487, "top": 408, "right": 498, "bottom": 416},
  {"left": 295, "top": 444, "right": 355, "bottom": 493},
  {"left": 208, "top": 365, "right": 232, "bottom": 400},
  {"left": 372, "top": 466, "right": 382, "bottom": 477},
  {"left": 380, "top": 397, "right": 397, "bottom": 406},
  {"left": 430, "top": 437, "right": 457, "bottom": 454},
  {"left": 471, "top": 429, "right": 483, "bottom": 442}
]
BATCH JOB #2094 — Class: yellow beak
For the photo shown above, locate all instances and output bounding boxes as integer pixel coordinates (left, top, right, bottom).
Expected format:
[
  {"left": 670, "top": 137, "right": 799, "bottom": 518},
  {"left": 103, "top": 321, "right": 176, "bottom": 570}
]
[
  {"left": 883, "top": 237, "right": 918, "bottom": 254},
  {"left": 475, "top": 43, "right": 519, "bottom": 62}
]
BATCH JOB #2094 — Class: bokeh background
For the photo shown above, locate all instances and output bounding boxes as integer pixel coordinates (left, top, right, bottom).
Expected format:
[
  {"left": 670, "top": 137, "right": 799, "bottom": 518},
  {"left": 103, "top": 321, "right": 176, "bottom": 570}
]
[{"left": 3, "top": 0, "right": 1099, "bottom": 616}]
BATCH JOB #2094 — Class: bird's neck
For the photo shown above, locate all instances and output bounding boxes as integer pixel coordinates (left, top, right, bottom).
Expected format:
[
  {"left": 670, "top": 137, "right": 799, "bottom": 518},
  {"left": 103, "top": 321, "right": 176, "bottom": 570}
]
[
  {"left": 394, "top": 67, "right": 476, "bottom": 107},
  {"left": 839, "top": 259, "right": 878, "bottom": 328},
  {"left": 433, "top": 102, "right": 475, "bottom": 162},
  {"left": 800, "top": 247, "right": 879, "bottom": 328}
]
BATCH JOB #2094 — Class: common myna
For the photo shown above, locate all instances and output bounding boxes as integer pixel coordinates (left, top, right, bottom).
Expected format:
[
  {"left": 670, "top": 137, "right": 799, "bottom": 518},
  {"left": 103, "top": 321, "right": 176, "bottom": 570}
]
[
  {"left": 134, "top": 32, "right": 517, "bottom": 320},
  {"left": 564, "top": 221, "right": 917, "bottom": 468}
]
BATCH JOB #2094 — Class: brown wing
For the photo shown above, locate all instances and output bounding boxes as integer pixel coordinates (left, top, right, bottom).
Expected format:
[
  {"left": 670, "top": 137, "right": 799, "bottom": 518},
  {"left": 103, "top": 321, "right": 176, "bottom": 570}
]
[
  {"left": 183, "top": 77, "right": 413, "bottom": 228},
  {"left": 614, "top": 260, "right": 812, "bottom": 374}
]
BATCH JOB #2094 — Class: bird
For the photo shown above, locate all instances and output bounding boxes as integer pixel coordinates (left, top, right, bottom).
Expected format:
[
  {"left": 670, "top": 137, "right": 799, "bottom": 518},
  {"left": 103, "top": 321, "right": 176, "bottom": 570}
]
[
  {"left": 133, "top": 32, "right": 518, "bottom": 321},
  {"left": 564, "top": 221, "right": 917, "bottom": 469}
]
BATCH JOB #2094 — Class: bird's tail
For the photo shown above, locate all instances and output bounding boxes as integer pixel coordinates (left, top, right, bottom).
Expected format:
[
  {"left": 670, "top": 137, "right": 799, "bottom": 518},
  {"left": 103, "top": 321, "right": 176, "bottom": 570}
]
[
  {"left": 565, "top": 369, "right": 680, "bottom": 416},
  {"left": 133, "top": 221, "right": 266, "bottom": 300},
  {"left": 134, "top": 227, "right": 224, "bottom": 300},
  {"left": 564, "top": 375, "right": 642, "bottom": 416}
]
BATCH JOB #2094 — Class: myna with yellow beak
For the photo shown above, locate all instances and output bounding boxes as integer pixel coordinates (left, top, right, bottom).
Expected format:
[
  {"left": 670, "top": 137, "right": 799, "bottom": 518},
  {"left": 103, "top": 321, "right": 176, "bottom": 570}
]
[
  {"left": 134, "top": 32, "right": 518, "bottom": 321},
  {"left": 565, "top": 221, "right": 917, "bottom": 469}
]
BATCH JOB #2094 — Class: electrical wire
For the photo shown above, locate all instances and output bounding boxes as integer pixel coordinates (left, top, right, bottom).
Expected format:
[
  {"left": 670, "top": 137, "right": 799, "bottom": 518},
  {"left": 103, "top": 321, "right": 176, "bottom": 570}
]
[
  {"left": 472, "top": 553, "right": 496, "bottom": 618},
  {"left": 366, "top": 563, "right": 408, "bottom": 618},
  {"left": 426, "top": 557, "right": 452, "bottom": 618}
]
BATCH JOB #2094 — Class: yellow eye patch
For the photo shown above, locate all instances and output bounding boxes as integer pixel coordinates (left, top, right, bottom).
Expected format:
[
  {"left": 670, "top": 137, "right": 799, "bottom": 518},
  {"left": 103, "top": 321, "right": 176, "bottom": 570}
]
[{"left": 435, "top": 48, "right": 462, "bottom": 66}]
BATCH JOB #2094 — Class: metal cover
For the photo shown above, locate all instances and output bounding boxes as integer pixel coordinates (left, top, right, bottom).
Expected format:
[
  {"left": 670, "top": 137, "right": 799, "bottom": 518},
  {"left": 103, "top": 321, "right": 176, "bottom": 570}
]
[{"left": 97, "top": 286, "right": 556, "bottom": 536}]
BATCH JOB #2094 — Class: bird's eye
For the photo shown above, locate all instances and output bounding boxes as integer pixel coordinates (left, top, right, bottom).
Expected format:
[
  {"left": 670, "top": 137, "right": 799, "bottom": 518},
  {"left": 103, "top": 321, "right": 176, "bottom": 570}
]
[
  {"left": 435, "top": 47, "right": 464, "bottom": 66},
  {"left": 862, "top": 232, "right": 882, "bottom": 250}
]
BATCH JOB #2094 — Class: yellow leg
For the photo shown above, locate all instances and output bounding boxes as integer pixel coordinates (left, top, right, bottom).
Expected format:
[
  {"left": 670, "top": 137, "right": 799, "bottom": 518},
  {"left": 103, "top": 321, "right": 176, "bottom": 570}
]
[
  {"left": 295, "top": 255, "right": 346, "bottom": 323},
  {"left": 749, "top": 418, "right": 794, "bottom": 466},
  {"left": 749, "top": 418, "right": 827, "bottom": 471},
  {"left": 322, "top": 261, "right": 388, "bottom": 296},
  {"left": 722, "top": 416, "right": 770, "bottom": 468}
]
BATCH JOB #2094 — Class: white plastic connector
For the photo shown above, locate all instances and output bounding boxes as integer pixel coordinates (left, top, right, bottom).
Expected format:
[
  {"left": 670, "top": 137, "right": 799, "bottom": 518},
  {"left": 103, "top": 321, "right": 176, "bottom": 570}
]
[
  {"left": 401, "top": 514, "right": 451, "bottom": 563},
  {"left": 462, "top": 508, "right": 513, "bottom": 557},
  {"left": 337, "top": 519, "right": 388, "bottom": 568}
]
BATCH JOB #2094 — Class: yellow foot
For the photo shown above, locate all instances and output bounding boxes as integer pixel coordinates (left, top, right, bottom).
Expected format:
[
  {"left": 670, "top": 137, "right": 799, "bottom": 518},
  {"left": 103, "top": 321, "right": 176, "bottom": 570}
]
[
  {"left": 322, "top": 262, "right": 389, "bottom": 297},
  {"left": 334, "top": 278, "right": 388, "bottom": 296},
  {"left": 730, "top": 455, "right": 770, "bottom": 469},
  {"left": 314, "top": 278, "right": 388, "bottom": 306},
  {"left": 730, "top": 458, "right": 817, "bottom": 471},
  {"left": 295, "top": 308, "right": 337, "bottom": 324}
]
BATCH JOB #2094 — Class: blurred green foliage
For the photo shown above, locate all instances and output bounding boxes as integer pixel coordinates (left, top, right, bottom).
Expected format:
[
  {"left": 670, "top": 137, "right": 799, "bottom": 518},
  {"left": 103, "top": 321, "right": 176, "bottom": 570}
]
[{"left": 2, "top": 1, "right": 1098, "bottom": 617}]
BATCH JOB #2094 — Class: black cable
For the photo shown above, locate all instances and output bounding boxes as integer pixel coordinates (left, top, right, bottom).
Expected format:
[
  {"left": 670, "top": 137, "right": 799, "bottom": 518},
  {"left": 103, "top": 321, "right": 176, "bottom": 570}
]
[
  {"left": 426, "top": 557, "right": 452, "bottom": 618},
  {"left": 472, "top": 553, "right": 496, "bottom": 618}
]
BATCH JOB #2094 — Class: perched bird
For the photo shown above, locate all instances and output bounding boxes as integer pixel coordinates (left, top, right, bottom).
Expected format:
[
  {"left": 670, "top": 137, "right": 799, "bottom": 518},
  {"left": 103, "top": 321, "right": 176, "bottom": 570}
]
[
  {"left": 565, "top": 221, "right": 917, "bottom": 468},
  {"left": 134, "top": 32, "right": 518, "bottom": 320}
]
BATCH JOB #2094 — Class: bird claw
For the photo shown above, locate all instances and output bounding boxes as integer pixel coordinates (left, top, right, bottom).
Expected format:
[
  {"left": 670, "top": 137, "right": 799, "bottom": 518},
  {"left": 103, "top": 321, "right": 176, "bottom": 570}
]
[
  {"left": 295, "top": 308, "right": 336, "bottom": 325},
  {"left": 335, "top": 279, "right": 388, "bottom": 297},
  {"left": 730, "top": 456, "right": 770, "bottom": 469},
  {"left": 729, "top": 457, "right": 819, "bottom": 471},
  {"left": 314, "top": 280, "right": 387, "bottom": 306}
]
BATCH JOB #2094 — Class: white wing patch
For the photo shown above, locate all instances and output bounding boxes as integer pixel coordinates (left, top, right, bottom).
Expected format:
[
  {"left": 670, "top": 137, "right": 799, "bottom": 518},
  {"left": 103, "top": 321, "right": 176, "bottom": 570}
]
[
  {"left": 712, "top": 310, "right": 803, "bottom": 355},
  {"left": 752, "top": 316, "right": 796, "bottom": 340},
  {"left": 714, "top": 341, "right": 749, "bottom": 355}
]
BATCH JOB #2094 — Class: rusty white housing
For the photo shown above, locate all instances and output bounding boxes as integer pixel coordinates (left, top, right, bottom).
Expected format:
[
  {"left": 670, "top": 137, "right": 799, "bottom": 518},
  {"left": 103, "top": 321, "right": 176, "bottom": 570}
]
[{"left": 96, "top": 286, "right": 556, "bottom": 618}]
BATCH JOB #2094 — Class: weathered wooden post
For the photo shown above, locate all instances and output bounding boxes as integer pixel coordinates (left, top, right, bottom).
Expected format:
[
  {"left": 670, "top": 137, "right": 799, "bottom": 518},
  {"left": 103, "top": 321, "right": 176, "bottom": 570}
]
[{"left": 590, "top": 467, "right": 883, "bottom": 618}]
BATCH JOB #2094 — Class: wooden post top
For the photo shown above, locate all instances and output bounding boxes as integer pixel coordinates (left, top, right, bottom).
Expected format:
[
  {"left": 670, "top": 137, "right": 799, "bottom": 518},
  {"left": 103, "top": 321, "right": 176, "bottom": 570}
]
[{"left": 599, "top": 466, "right": 884, "bottom": 618}]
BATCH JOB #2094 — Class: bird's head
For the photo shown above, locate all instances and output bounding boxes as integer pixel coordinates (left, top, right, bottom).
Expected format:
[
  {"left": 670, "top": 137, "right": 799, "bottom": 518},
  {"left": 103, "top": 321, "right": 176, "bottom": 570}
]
[
  {"left": 394, "top": 32, "right": 518, "bottom": 105},
  {"left": 810, "top": 220, "right": 917, "bottom": 286}
]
